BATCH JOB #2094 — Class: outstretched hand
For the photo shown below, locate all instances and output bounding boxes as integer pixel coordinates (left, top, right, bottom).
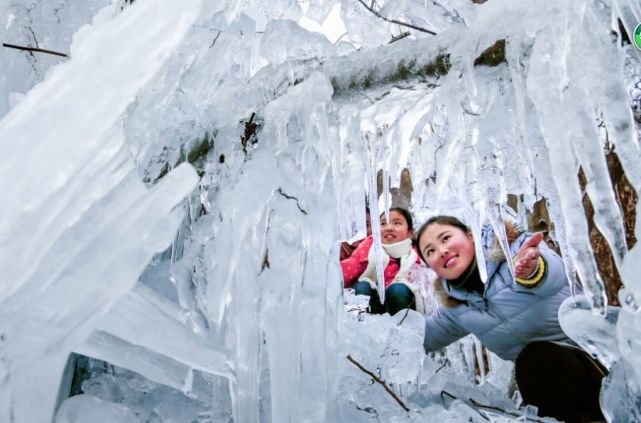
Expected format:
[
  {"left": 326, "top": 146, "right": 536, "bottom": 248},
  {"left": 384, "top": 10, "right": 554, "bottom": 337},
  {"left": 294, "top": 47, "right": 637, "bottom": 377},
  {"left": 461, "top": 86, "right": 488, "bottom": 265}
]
[{"left": 514, "top": 232, "right": 544, "bottom": 278}]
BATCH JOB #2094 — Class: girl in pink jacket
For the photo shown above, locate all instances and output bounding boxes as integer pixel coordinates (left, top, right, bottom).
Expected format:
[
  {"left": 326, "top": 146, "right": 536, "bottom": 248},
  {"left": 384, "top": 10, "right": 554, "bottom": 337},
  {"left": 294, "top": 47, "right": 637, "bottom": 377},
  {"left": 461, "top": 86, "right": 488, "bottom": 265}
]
[{"left": 341, "top": 207, "right": 423, "bottom": 315}]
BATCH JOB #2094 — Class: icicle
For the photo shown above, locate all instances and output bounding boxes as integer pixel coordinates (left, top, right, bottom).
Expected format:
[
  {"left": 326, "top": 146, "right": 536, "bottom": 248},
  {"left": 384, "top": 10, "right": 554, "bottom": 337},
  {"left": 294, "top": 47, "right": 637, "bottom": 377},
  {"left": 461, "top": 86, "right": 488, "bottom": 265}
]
[
  {"left": 382, "top": 167, "right": 390, "bottom": 222},
  {"left": 334, "top": 106, "right": 367, "bottom": 242},
  {"left": 473, "top": 336, "right": 486, "bottom": 385},
  {"left": 364, "top": 131, "right": 387, "bottom": 303},
  {"left": 488, "top": 205, "right": 515, "bottom": 280},
  {"left": 525, "top": 2, "right": 608, "bottom": 312}
]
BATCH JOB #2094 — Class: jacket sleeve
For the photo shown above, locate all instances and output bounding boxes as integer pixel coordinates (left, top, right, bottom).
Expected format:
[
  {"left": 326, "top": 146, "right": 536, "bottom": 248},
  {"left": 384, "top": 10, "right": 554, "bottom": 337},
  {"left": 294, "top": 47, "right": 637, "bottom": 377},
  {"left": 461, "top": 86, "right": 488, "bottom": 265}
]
[
  {"left": 511, "top": 233, "right": 569, "bottom": 297},
  {"left": 424, "top": 308, "right": 470, "bottom": 353},
  {"left": 340, "top": 237, "right": 371, "bottom": 288}
]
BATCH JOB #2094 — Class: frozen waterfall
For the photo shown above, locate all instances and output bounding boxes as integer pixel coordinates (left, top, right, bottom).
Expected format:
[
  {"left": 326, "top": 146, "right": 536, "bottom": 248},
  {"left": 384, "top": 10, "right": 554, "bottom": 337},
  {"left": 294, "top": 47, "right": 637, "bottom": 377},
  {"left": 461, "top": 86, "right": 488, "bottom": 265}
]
[{"left": 0, "top": 0, "right": 640, "bottom": 421}]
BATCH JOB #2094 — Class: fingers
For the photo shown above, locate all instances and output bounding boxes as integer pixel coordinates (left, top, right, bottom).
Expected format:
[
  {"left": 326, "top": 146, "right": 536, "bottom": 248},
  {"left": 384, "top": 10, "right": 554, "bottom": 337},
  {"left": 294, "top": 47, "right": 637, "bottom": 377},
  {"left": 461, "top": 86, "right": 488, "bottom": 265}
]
[
  {"left": 514, "top": 233, "right": 544, "bottom": 278},
  {"left": 519, "top": 232, "right": 544, "bottom": 251},
  {"left": 514, "top": 260, "right": 536, "bottom": 277}
]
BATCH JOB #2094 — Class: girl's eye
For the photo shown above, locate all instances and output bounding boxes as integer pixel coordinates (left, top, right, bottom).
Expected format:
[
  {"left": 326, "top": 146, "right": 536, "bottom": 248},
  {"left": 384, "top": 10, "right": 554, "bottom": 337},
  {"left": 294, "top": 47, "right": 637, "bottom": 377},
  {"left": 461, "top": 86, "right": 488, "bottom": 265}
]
[
  {"left": 425, "top": 249, "right": 433, "bottom": 257},
  {"left": 443, "top": 235, "right": 450, "bottom": 242}
]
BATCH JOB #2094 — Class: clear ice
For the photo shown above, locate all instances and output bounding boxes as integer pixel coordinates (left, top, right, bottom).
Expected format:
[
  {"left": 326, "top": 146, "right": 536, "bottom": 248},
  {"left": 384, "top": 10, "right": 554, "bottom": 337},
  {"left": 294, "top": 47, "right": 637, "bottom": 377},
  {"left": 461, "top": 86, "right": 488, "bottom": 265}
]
[{"left": 0, "top": 0, "right": 640, "bottom": 421}]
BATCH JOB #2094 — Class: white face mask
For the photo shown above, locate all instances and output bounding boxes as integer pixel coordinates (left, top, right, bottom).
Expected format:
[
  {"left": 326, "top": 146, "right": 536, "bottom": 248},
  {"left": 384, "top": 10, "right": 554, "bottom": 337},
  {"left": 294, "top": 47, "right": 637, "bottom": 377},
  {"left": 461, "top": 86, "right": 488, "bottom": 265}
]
[{"left": 382, "top": 238, "right": 413, "bottom": 258}]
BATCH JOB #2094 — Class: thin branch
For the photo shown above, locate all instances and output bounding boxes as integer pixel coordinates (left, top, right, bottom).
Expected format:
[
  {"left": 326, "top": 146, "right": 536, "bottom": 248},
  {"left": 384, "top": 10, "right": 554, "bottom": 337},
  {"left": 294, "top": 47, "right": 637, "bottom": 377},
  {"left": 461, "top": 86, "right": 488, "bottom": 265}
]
[
  {"left": 27, "top": 27, "right": 39, "bottom": 48},
  {"left": 2, "top": 43, "right": 67, "bottom": 58},
  {"left": 333, "top": 32, "right": 348, "bottom": 45},
  {"left": 209, "top": 30, "right": 221, "bottom": 48},
  {"left": 440, "top": 391, "right": 490, "bottom": 421},
  {"left": 434, "top": 358, "right": 449, "bottom": 374},
  {"left": 397, "top": 307, "right": 411, "bottom": 325},
  {"left": 276, "top": 188, "right": 309, "bottom": 215},
  {"left": 354, "top": 0, "right": 437, "bottom": 36},
  {"left": 389, "top": 31, "right": 411, "bottom": 44},
  {"left": 396, "top": 294, "right": 416, "bottom": 326},
  {"left": 468, "top": 398, "right": 547, "bottom": 422},
  {"left": 346, "top": 354, "right": 410, "bottom": 412},
  {"left": 468, "top": 398, "right": 520, "bottom": 417}
]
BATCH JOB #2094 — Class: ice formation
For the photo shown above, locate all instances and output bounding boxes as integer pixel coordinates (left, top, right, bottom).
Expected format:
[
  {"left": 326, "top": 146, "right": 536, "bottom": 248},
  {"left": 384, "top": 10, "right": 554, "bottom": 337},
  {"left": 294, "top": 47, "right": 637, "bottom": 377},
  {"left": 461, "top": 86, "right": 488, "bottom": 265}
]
[{"left": 0, "top": 0, "right": 640, "bottom": 421}]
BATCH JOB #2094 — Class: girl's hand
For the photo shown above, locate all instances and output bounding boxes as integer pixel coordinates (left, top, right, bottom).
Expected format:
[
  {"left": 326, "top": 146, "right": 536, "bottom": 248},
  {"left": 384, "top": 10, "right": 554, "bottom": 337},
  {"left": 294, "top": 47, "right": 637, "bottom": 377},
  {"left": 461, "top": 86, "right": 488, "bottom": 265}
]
[{"left": 514, "top": 232, "right": 544, "bottom": 278}]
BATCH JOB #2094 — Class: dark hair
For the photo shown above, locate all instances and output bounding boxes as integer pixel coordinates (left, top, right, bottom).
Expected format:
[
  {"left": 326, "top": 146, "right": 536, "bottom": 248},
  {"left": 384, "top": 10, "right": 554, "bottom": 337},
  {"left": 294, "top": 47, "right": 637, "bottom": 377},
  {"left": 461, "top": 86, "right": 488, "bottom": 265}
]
[
  {"left": 380, "top": 207, "right": 414, "bottom": 231},
  {"left": 415, "top": 215, "right": 469, "bottom": 263}
]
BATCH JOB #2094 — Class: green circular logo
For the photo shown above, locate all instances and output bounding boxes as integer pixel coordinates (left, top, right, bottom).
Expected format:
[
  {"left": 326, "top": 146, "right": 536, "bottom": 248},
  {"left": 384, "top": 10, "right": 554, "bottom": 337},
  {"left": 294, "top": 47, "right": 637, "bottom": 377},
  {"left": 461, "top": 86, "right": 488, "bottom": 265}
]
[{"left": 635, "top": 22, "right": 641, "bottom": 50}]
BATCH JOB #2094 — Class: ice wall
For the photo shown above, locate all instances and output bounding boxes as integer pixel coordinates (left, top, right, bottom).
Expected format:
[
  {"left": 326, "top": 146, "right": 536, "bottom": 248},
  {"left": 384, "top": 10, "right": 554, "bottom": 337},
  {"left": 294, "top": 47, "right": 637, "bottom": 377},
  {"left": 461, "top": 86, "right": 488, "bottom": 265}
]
[
  {"left": 2, "top": 0, "right": 641, "bottom": 422},
  {"left": 0, "top": 0, "right": 202, "bottom": 421}
]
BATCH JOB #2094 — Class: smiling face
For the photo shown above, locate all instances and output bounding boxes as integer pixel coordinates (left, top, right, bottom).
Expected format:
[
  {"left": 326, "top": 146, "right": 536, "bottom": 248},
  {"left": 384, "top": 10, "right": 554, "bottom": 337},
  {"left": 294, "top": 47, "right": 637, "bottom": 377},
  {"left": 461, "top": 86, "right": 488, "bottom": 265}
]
[
  {"left": 418, "top": 222, "right": 475, "bottom": 280},
  {"left": 380, "top": 210, "right": 412, "bottom": 244}
]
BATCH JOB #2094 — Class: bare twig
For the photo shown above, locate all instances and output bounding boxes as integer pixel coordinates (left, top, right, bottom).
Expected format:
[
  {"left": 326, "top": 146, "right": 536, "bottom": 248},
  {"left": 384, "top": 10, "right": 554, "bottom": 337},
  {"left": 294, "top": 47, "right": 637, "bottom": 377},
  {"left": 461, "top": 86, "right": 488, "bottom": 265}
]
[
  {"left": 333, "top": 32, "right": 348, "bottom": 45},
  {"left": 434, "top": 358, "right": 449, "bottom": 374},
  {"left": 440, "top": 390, "right": 456, "bottom": 400},
  {"left": 210, "top": 30, "right": 221, "bottom": 48},
  {"left": 468, "top": 398, "right": 520, "bottom": 416},
  {"left": 354, "top": 0, "right": 437, "bottom": 36},
  {"left": 397, "top": 307, "right": 411, "bottom": 325},
  {"left": 468, "top": 398, "right": 547, "bottom": 422},
  {"left": 3, "top": 43, "right": 67, "bottom": 58},
  {"left": 241, "top": 112, "right": 258, "bottom": 153},
  {"left": 277, "top": 188, "right": 309, "bottom": 215},
  {"left": 346, "top": 354, "right": 410, "bottom": 412},
  {"left": 27, "top": 27, "right": 39, "bottom": 48},
  {"left": 440, "top": 390, "right": 490, "bottom": 421},
  {"left": 396, "top": 294, "right": 416, "bottom": 326},
  {"left": 389, "top": 31, "right": 411, "bottom": 44}
]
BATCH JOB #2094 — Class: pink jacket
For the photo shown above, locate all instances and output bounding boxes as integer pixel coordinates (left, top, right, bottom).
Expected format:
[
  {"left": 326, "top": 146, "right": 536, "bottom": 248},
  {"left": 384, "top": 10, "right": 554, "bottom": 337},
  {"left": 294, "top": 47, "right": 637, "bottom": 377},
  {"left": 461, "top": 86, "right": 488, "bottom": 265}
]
[{"left": 340, "top": 236, "right": 421, "bottom": 288}]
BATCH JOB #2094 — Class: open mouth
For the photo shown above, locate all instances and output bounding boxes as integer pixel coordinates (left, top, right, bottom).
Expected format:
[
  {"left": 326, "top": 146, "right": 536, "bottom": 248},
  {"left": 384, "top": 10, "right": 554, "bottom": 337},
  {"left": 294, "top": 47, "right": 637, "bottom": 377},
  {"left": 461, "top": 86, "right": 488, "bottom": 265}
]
[{"left": 444, "top": 256, "right": 457, "bottom": 268}]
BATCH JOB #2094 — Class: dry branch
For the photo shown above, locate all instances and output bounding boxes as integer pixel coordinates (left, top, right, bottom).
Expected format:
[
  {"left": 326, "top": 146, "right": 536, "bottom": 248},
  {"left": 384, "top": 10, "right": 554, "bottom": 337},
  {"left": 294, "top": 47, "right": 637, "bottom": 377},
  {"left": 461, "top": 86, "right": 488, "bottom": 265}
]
[
  {"left": 2, "top": 43, "right": 67, "bottom": 58},
  {"left": 346, "top": 354, "right": 410, "bottom": 412},
  {"left": 355, "top": 0, "right": 437, "bottom": 36}
]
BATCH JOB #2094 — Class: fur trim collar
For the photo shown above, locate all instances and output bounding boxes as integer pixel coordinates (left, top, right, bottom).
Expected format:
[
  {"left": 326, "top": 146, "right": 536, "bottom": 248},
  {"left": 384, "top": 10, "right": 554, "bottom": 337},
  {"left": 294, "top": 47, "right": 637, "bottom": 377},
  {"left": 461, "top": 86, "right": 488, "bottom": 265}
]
[{"left": 432, "top": 221, "right": 523, "bottom": 308}]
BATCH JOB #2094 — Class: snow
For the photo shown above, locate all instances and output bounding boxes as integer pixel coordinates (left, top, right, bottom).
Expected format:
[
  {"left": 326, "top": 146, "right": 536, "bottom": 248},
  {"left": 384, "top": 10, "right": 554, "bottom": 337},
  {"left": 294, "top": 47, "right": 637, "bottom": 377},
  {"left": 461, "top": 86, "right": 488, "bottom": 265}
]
[{"left": 0, "top": 0, "right": 640, "bottom": 421}]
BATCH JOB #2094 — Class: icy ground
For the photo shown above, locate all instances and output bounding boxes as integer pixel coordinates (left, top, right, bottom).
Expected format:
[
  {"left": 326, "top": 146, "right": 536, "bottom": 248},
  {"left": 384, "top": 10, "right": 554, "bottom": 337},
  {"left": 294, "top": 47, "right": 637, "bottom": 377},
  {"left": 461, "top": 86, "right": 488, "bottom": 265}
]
[{"left": 58, "top": 289, "right": 550, "bottom": 423}]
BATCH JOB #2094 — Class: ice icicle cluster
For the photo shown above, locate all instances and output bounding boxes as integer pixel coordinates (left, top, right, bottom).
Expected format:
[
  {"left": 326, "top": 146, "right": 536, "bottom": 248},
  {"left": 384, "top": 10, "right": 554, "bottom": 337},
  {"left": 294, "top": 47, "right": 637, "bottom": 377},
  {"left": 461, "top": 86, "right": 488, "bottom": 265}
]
[
  {"left": 55, "top": 394, "right": 139, "bottom": 423},
  {"left": 559, "top": 295, "right": 620, "bottom": 370},
  {"left": 1, "top": 0, "right": 641, "bottom": 421},
  {"left": 0, "top": 0, "right": 201, "bottom": 421}
]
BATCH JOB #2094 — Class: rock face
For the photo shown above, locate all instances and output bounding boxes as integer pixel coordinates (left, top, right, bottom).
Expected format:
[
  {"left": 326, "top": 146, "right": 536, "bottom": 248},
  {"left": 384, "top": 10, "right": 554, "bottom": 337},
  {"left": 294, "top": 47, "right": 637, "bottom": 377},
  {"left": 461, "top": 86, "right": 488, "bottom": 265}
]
[
  {"left": 377, "top": 168, "right": 413, "bottom": 210},
  {"left": 526, "top": 149, "right": 637, "bottom": 307},
  {"left": 580, "top": 150, "right": 638, "bottom": 306}
]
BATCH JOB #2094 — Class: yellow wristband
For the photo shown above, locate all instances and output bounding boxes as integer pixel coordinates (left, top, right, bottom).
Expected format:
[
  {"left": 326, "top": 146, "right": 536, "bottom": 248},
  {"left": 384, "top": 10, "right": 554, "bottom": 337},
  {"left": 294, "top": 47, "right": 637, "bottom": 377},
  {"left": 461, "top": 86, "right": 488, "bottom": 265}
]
[{"left": 514, "top": 256, "right": 546, "bottom": 287}]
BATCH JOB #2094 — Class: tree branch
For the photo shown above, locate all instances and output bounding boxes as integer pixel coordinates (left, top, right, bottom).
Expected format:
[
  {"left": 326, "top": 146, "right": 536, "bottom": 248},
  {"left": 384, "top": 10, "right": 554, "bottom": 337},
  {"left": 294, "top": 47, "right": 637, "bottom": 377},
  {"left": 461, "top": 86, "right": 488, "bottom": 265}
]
[
  {"left": 434, "top": 358, "right": 449, "bottom": 374},
  {"left": 333, "top": 32, "right": 348, "bottom": 45},
  {"left": 2, "top": 43, "right": 67, "bottom": 58},
  {"left": 440, "top": 391, "right": 489, "bottom": 421},
  {"left": 468, "top": 398, "right": 546, "bottom": 422},
  {"left": 346, "top": 354, "right": 410, "bottom": 412},
  {"left": 389, "top": 31, "right": 411, "bottom": 44},
  {"left": 354, "top": 0, "right": 437, "bottom": 36}
]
